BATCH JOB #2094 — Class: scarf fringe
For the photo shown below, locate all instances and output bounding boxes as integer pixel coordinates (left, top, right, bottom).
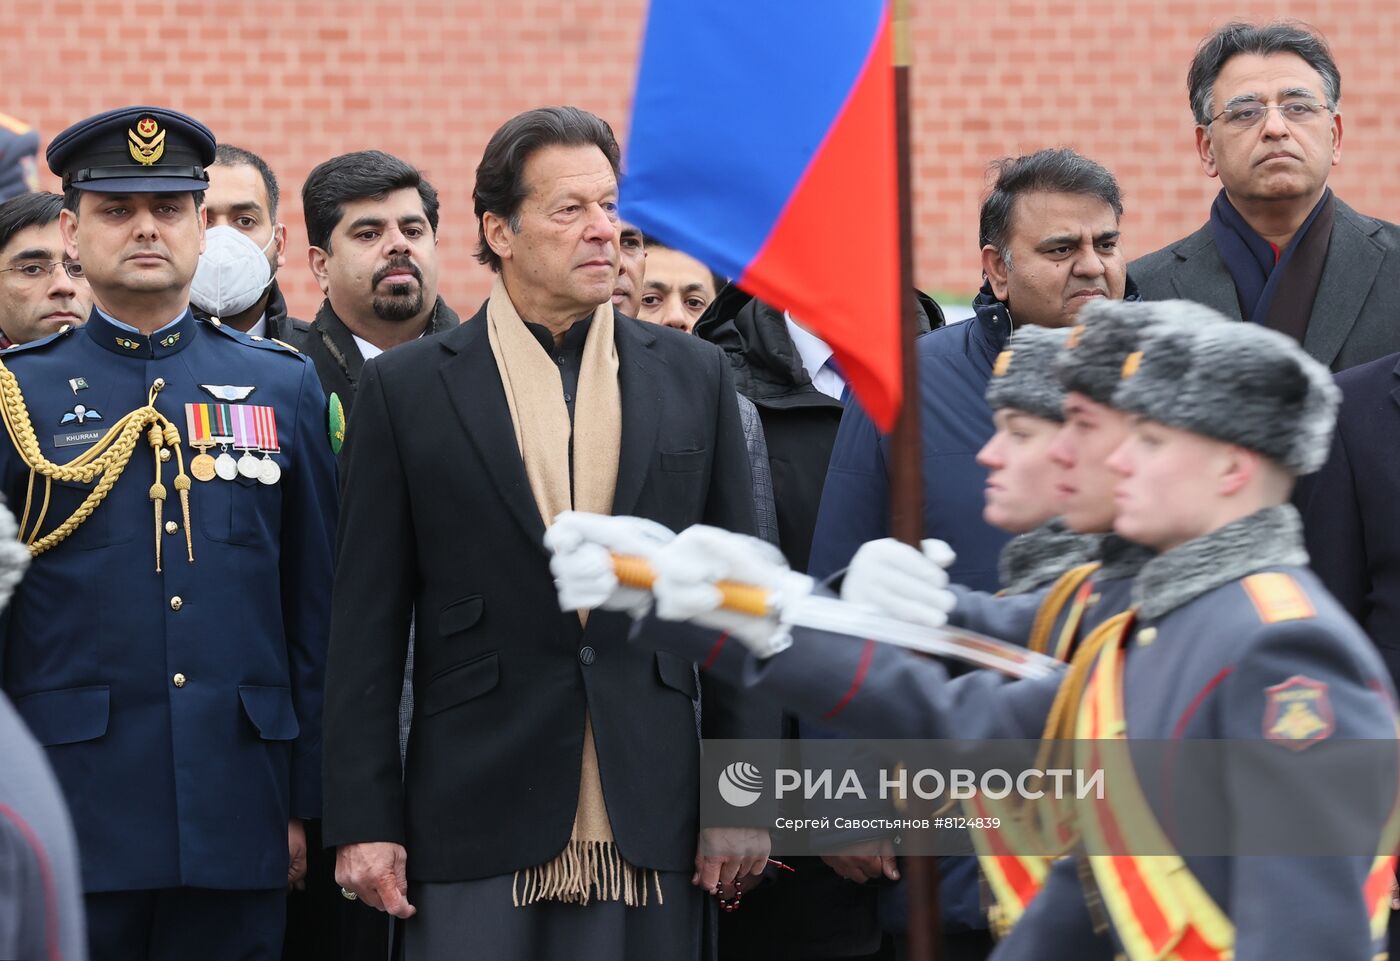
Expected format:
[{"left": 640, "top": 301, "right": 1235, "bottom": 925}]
[{"left": 512, "top": 840, "right": 663, "bottom": 908}]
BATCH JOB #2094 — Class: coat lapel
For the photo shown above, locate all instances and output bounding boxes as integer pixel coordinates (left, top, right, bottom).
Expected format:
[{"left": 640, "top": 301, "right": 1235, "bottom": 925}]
[
  {"left": 610, "top": 317, "right": 663, "bottom": 518},
  {"left": 438, "top": 306, "right": 549, "bottom": 553},
  {"left": 1169, "top": 226, "right": 1244, "bottom": 321},
  {"left": 1302, "top": 201, "right": 1384, "bottom": 368}
]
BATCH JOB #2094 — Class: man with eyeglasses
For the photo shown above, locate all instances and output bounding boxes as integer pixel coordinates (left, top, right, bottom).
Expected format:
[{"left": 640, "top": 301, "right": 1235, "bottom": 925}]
[
  {"left": 1133, "top": 20, "right": 1400, "bottom": 371},
  {"left": 0, "top": 191, "right": 91, "bottom": 346}
]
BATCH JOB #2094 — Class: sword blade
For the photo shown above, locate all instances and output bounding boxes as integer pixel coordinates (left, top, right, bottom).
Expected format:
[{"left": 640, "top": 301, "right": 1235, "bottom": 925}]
[{"left": 780, "top": 595, "right": 1062, "bottom": 680}]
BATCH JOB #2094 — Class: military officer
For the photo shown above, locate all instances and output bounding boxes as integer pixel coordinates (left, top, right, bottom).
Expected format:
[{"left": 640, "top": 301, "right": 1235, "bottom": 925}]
[
  {"left": 0, "top": 107, "right": 337, "bottom": 961},
  {"left": 550, "top": 303, "right": 1399, "bottom": 960}
]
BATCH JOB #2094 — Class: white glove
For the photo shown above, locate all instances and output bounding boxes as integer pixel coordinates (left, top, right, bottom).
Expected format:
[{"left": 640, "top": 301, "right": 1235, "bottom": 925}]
[
  {"left": 545, "top": 511, "right": 675, "bottom": 615},
  {"left": 651, "top": 525, "right": 814, "bottom": 658},
  {"left": 840, "top": 538, "right": 957, "bottom": 629}
]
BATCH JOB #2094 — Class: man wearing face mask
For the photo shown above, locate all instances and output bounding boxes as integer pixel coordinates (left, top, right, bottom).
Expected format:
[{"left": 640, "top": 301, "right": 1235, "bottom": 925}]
[
  {"left": 192, "top": 145, "right": 305, "bottom": 343},
  {"left": 300, "top": 150, "right": 459, "bottom": 454}
]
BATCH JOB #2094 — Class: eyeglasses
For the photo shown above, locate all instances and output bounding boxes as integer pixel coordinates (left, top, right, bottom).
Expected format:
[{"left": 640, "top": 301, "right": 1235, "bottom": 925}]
[
  {"left": 0, "top": 261, "right": 86, "bottom": 283},
  {"left": 1207, "top": 100, "right": 1331, "bottom": 130}
]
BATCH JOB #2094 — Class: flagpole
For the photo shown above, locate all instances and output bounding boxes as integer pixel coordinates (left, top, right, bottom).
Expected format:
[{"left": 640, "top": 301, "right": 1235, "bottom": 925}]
[{"left": 890, "top": 2, "right": 942, "bottom": 960}]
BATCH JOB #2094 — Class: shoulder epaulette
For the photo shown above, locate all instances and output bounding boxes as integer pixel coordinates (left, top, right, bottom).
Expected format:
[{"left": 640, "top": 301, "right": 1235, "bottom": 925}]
[
  {"left": 1241, "top": 572, "right": 1315, "bottom": 624},
  {"left": 200, "top": 317, "right": 304, "bottom": 360},
  {"left": 1, "top": 325, "right": 77, "bottom": 357}
]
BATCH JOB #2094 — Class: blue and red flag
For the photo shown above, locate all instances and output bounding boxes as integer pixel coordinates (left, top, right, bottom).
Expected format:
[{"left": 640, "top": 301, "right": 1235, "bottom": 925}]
[{"left": 624, "top": 0, "right": 902, "bottom": 430}]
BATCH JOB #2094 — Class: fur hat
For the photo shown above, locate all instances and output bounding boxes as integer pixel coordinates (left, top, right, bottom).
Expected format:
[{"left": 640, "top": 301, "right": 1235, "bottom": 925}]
[
  {"left": 985, "top": 325, "right": 1071, "bottom": 421},
  {"left": 1113, "top": 303, "right": 1340, "bottom": 475},
  {"left": 1055, "top": 298, "right": 1228, "bottom": 404}
]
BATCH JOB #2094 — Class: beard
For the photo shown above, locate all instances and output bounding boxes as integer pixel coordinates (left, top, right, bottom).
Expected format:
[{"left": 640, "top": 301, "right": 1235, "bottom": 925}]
[
  {"left": 370, "top": 256, "right": 426, "bottom": 323},
  {"left": 372, "top": 283, "right": 425, "bottom": 322}
]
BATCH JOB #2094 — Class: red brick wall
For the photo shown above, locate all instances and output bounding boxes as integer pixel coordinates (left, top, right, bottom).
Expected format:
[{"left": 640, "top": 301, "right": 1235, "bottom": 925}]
[{"left": 8, "top": 1, "right": 1398, "bottom": 315}]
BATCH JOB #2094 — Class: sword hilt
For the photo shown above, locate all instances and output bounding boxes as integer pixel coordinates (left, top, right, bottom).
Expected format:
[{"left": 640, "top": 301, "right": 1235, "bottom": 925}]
[{"left": 610, "top": 553, "right": 772, "bottom": 617}]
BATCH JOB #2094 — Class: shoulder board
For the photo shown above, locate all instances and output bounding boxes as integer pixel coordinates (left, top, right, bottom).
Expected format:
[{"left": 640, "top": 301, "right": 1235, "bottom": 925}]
[
  {"left": 200, "top": 317, "right": 304, "bottom": 359},
  {"left": 1, "top": 324, "right": 77, "bottom": 357},
  {"left": 1242, "top": 572, "right": 1316, "bottom": 624}
]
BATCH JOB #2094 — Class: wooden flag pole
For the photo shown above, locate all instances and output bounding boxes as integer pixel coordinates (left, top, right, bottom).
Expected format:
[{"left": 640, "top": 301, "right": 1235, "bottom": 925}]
[{"left": 891, "top": 2, "right": 942, "bottom": 960}]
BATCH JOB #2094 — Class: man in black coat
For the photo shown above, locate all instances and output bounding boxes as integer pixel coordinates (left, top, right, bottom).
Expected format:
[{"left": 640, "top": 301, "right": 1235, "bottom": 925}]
[
  {"left": 300, "top": 150, "right": 460, "bottom": 451},
  {"left": 323, "top": 107, "right": 763, "bottom": 961},
  {"left": 1131, "top": 21, "right": 1400, "bottom": 371}
]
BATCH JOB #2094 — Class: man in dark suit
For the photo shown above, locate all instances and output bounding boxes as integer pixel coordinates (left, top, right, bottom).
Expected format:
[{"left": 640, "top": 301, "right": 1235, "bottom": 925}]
[
  {"left": 1132, "top": 20, "right": 1400, "bottom": 371},
  {"left": 322, "top": 106, "right": 763, "bottom": 960},
  {"left": 300, "top": 150, "right": 460, "bottom": 454}
]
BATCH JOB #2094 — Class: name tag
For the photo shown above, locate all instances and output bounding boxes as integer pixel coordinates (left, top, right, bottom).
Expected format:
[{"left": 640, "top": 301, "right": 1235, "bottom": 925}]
[{"left": 54, "top": 429, "right": 102, "bottom": 449}]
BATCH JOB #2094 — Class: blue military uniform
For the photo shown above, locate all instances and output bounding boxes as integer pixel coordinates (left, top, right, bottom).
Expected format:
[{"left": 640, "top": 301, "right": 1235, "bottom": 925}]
[{"left": 0, "top": 106, "right": 338, "bottom": 961}]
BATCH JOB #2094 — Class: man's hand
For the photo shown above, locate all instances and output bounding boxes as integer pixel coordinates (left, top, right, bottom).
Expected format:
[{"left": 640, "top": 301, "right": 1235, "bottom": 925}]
[
  {"left": 693, "top": 826, "right": 771, "bottom": 893},
  {"left": 841, "top": 538, "right": 957, "bottom": 628},
  {"left": 545, "top": 511, "right": 676, "bottom": 614},
  {"left": 335, "top": 842, "right": 417, "bottom": 919},
  {"left": 820, "top": 838, "right": 900, "bottom": 884},
  {"left": 288, "top": 819, "right": 307, "bottom": 888}
]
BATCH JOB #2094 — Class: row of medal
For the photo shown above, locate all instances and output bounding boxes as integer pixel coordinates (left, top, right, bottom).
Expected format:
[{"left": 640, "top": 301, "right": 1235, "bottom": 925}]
[{"left": 184, "top": 403, "right": 282, "bottom": 485}]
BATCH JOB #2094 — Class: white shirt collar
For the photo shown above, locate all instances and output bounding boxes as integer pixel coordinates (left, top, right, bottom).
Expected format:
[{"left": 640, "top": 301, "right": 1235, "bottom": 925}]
[
  {"left": 247, "top": 314, "right": 268, "bottom": 339},
  {"left": 785, "top": 312, "right": 834, "bottom": 379},
  {"left": 97, "top": 305, "right": 186, "bottom": 335}
]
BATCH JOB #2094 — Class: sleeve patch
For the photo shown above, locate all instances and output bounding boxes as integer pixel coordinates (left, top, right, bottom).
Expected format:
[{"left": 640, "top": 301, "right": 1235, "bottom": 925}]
[
  {"left": 1242, "top": 572, "right": 1315, "bottom": 624},
  {"left": 1263, "top": 675, "right": 1335, "bottom": 750}
]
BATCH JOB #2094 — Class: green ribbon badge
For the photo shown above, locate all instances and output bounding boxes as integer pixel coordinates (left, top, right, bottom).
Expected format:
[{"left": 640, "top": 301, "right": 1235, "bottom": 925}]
[{"left": 328, "top": 392, "right": 346, "bottom": 455}]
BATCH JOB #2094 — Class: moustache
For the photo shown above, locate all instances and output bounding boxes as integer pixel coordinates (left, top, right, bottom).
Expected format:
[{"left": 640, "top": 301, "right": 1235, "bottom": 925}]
[{"left": 372, "top": 258, "right": 422, "bottom": 288}]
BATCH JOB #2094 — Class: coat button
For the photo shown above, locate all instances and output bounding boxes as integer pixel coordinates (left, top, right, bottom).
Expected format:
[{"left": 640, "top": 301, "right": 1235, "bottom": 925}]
[
  {"left": 173, "top": 673, "right": 186, "bottom": 688},
  {"left": 1136, "top": 627, "right": 1158, "bottom": 647},
  {"left": 169, "top": 596, "right": 183, "bottom": 611},
  {"left": 152, "top": 377, "right": 166, "bottom": 390},
  {"left": 159, "top": 448, "right": 171, "bottom": 462},
  {"left": 579, "top": 646, "right": 596, "bottom": 666},
  {"left": 165, "top": 521, "right": 178, "bottom": 534}
]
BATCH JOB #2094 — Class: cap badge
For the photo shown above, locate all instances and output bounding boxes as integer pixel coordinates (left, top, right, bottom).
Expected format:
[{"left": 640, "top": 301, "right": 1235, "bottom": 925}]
[
  {"left": 1120, "top": 350, "right": 1142, "bottom": 379},
  {"left": 128, "top": 118, "right": 166, "bottom": 166}
]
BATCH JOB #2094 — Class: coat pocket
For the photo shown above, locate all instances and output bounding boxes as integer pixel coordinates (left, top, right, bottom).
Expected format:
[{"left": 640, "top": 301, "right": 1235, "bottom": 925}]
[
  {"left": 655, "top": 651, "right": 698, "bottom": 698},
  {"left": 658, "top": 448, "right": 707, "bottom": 473},
  {"left": 423, "top": 652, "right": 500, "bottom": 716},
  {"left": 200, "top": 471, "right": 281, "bottom": 546},
  {"left": 439, "top": 595, "right": 485, "bottom": 637},
  {"left": 238, "top": 685, "right": 300, "bottom": 741},
  {"left": 16, "top": 685, "right": 110, "bottom": 745}
]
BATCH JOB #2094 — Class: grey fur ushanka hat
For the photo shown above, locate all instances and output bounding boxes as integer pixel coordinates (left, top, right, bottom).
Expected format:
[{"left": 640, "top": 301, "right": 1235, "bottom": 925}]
[
  {"left": 1112, "top": 301, "right": 1340, "bottom": 475},
  {"left": 985, "top": 325, "right": 1071, "bottom": 421},
  {"left": 1055, "top": 298, "right": 1225, "bottom": 405}
]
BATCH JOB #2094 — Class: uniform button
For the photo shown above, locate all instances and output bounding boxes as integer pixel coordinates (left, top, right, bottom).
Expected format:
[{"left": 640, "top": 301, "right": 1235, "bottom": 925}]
[
  {"left": 210, "top": 317, "right": 222, "bottom": 328},
  {"left": 251, "top": 335, "right": 265, "bottom": 341},
  {"left": 579, "top": 646, "right": 596, "bottom": 666},
  {"left": 1136, "top": 627, "right": 1158, "bottom": 647},
  {"left": 564, "top": 393, "right": 573, "bottom": 404},
  {"left": 165, "top": 520, "right": 179, "bottom": 534},
  {"left": 169, "top": 596, "right": 183, "bottom": 611},
  {"left": 172, "top": 673, "right": 186, "bottom": 688},
  {"left": 152, "top": 377, "right": 166, "bottom": 390},
  {"left": 159, "top": 448, "right": 171, "bottom": 462}
]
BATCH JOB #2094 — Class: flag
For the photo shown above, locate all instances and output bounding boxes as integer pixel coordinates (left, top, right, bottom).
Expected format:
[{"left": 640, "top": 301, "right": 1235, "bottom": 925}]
[{"left": 623, "top": 0, "right": 903, "bottom": 430}]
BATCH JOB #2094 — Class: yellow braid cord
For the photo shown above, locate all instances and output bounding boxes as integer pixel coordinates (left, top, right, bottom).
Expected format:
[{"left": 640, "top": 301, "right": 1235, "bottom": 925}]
[{"left": 0, "top": 360, "right": 194, "bottom": 563}]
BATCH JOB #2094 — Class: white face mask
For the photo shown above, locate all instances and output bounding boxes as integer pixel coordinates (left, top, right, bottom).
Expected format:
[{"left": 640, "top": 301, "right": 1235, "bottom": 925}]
[{"left": 189, "top": 225, "right": 275, "bottom": 318}]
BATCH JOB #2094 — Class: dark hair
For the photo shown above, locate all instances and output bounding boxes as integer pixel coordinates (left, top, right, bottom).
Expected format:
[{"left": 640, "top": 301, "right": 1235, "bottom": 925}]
[
  {"left": 301, "top": 150, "right": 439, "bottom": 251},
  {"left": 1189, "top": 21, "right": 1340, "bottom": 126},
  {"left": 0, "top": 191, "right": 63, "bottom": 252},
  {"left": 639, "top": 233, "right": 728, "bottom": 297},
  {"left": 978, "top": 148, "right": 1123, "bottom": 265},
  {"left": 62, "top": 186, "right": 204, "bottom": 214},
  {"left": 473, "top": 106, "right": 621, "bottom": 272},
  {"left": 212, "top": 143, "right": 280, "bottom": 220}
]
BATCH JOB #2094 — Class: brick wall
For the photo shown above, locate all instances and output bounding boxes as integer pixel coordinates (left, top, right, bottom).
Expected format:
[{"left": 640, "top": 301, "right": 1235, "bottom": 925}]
[{"left": 8, "top": 0, "right": 1398, "bottom": 315}]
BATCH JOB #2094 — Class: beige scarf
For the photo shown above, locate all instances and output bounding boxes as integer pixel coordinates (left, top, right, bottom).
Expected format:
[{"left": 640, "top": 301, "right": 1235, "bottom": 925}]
[{"left": 486, "top": 276, "right": 661, "bottom": 907}]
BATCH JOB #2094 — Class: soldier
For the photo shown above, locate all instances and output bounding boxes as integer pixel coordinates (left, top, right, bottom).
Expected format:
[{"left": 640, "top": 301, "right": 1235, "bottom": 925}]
[
  {"left": 0, "top": 106, "right": 337, "bottom": 961},
  {"left": 551, "top": 302, "right": 1398, "bottom": 959}
]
